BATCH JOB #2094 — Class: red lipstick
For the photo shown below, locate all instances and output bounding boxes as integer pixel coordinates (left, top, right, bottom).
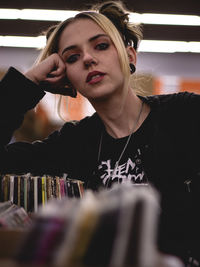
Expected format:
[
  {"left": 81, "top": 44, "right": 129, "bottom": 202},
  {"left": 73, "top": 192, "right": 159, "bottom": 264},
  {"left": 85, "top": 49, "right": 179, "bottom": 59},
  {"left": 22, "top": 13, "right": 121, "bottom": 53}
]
[{"left": 86, "top": 71, "right": 106, "bottom": 84}]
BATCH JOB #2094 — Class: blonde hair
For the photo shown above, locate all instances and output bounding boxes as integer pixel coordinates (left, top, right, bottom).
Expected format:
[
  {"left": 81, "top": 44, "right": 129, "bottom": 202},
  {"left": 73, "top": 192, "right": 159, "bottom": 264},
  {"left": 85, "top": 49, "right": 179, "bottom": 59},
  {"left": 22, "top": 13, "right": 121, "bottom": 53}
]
[
  {"left": 36, "top": 1, "right": 143, "bottom": 118},
  {"left": 38, "top": 0, "right": 143, "bottom": 72}
]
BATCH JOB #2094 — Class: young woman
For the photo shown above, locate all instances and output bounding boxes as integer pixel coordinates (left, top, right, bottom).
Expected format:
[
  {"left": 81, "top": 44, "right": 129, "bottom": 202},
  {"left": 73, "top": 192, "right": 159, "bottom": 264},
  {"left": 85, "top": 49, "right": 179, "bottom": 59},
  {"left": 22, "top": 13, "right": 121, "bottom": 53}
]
[{"left": 0, "top": 0, "right": 199, "bottom": 264}]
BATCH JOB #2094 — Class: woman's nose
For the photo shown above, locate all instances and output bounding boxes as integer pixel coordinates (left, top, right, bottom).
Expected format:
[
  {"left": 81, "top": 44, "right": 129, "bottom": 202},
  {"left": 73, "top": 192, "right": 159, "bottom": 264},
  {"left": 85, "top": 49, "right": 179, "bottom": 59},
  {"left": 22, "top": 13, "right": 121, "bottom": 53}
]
[{"left": 83, "top": 52, "right": 97, "bottom": 68}]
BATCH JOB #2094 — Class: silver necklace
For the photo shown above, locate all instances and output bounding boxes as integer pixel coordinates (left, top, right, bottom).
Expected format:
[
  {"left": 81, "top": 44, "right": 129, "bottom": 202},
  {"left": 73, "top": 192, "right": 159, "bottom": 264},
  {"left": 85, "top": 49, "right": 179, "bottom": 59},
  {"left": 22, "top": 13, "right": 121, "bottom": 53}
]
[{"left": 97, "top": 100, "right": 144, "bottom": 187}]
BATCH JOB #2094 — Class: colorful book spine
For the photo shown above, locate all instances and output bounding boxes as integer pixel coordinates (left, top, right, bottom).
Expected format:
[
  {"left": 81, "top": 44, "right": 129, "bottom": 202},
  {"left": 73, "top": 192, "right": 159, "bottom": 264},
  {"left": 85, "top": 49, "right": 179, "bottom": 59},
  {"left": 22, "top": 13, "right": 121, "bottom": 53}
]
[
  {"left": 0, "top": 174, "right": 84, "bottom": 212},
  {"left": 34, "top": 177, "right": 38, "bottom": 213},
  {"left": 42, "top": 176, "right": 46, "bottom": 207}
]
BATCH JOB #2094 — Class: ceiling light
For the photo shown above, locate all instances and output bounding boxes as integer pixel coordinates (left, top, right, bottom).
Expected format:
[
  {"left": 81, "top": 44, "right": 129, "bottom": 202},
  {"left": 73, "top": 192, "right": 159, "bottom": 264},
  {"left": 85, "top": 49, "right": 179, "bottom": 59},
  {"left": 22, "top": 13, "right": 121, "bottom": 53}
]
[
  {"left": 0, "top": 35, "right": 46, "bottom": 48},
  {"left": 0, "top": 9, "right": 78, "bottom": 21},
  {"left": 129, "top": 13, "right": 200, "bottom": 26},
  {"left": 0, "top": 8, "right": 200, "bottom": 26},
  {"left": 138, "top": 40, "right": 200, "bottom": 53},
  {"left": 0, "top": 36, "right": 200, "bottom": 53}
]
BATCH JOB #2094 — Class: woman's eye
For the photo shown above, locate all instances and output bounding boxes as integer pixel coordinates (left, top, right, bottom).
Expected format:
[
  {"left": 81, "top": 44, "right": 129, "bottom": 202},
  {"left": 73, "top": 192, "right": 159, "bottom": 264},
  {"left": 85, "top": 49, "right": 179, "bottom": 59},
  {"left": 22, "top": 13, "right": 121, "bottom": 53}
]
[
  {"left": 96, "top": 43, "right": 109, "bottom": 50},
  {"left": 66, "top": 54, "right": 79, "bottom": 64}
]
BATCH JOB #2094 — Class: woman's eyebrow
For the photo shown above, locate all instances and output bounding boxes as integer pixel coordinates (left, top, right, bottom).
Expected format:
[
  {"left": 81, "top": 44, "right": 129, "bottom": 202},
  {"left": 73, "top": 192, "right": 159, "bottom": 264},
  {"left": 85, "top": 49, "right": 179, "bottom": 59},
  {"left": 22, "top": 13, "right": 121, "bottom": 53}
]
[
  {"left": 61, "top": 34, "right": 109, "bottom": 55},
  {"left": 62, "top": 45, "right": 76, "bottom": 55},
  {"left": 89, "top": 33, "right": 108, "bottom": 42}
]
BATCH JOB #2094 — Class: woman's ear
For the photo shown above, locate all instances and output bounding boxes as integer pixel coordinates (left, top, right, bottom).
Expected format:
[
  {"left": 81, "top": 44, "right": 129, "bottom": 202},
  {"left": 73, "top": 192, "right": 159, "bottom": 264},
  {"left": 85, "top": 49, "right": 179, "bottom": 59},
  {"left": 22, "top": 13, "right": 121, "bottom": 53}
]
[{"left": 126, "top": 46, "right": 137, "bottom": 65}]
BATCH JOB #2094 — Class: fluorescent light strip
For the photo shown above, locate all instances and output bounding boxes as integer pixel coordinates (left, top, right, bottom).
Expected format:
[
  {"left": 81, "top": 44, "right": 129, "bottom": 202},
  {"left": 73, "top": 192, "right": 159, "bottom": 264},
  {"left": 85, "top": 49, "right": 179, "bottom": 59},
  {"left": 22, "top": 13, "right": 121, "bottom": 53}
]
[
  {"left": 0, "top": 36, "right": 46, "bottom": 48},
  {"left": 138, "top": 40, "right": 200, "bottom": 53},
  {"left": 129, "top": 13, "right": 200, "bottom": 26},
  {"left": 0, "top": 8, "right": 200, "bottom": 26},
  {"left": 0, "top": 9, "right": 78, "bottom": 21},
  {"left": 0, "top": 36, "right": 200, "bottom": 53}
]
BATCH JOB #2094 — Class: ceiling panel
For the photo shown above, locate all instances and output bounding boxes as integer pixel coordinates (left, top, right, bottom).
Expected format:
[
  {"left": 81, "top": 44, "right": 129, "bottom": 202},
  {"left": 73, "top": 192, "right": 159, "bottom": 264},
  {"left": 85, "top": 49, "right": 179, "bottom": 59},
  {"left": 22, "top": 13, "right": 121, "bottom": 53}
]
[{"left": 0, "top": 0, "right": 199, "bottom": 15}]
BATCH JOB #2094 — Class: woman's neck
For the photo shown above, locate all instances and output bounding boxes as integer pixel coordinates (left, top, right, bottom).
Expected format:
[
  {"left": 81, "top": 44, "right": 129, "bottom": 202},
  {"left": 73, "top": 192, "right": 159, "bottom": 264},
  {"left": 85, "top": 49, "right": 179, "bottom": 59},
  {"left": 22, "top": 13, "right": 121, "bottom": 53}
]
[{"left": 91, "top": 88, "right": 149, "bottom": 139}]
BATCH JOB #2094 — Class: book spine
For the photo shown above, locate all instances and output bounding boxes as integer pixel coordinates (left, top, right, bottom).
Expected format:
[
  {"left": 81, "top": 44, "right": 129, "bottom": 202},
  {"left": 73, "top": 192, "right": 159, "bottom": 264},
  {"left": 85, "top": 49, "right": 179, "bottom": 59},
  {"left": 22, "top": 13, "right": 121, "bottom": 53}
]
[
  {"left": 60, "top": 178, "right": 65, "bottom": 199},
  {"left": 38, "top": 177, "right": 42, "bottom": 206},
  {"left": 13, "top": 176, "right": 18, "bottom": 205},
  {"left": 42, "top": 176, "right": 45, "bottom": 207},
  {"left": 3, "top": 175, "right": 8, "bottom": 201},
  {"left": 17, "top": 176, "right": 21, "bottom": 206},
  {"left": 24, "top": 176, "right": 27, "bottom": 212},
  {"left": 46, "top": 176, "right": 53, "bottom": 200},
  {"left": 20, "top": 176, "right": 24, "bottom": 208},
  {"left": 34, "top": 177, "right": 38, "bottom": 213},
  {"left": 29, "top": 177, "right": 34, "bottom": 212},
  {"left": 10, "top": 175, "right": 14, "bottom": 203}
]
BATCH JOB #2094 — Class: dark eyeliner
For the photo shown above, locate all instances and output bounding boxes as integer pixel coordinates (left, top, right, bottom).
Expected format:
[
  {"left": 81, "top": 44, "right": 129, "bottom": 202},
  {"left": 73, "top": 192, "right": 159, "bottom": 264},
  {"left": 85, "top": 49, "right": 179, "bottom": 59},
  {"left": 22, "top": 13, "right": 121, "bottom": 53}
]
[
  {"left": 66, "top": 54, "right": 79, "bottom": 63},
  {"left": 96, "top": 42, "right": 109, "bottom": 50}
]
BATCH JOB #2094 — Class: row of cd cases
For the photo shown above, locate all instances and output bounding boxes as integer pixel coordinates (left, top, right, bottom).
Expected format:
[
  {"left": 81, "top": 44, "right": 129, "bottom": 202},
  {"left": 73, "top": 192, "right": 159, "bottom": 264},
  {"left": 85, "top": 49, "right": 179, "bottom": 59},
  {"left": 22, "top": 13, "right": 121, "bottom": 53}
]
[
  {"left": 0, "top": 174, "right": 84, "bottom": 213},
  {"left": 15, "top": 183, "right": 160, "bottom": 267}
]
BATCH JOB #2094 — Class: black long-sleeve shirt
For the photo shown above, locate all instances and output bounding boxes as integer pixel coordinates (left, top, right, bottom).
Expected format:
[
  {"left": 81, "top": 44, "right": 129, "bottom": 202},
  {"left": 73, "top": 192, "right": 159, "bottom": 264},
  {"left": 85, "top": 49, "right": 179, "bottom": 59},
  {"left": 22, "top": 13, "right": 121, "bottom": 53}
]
[{"left": 1, "top": 67, "right": 200, "bottom": 262}]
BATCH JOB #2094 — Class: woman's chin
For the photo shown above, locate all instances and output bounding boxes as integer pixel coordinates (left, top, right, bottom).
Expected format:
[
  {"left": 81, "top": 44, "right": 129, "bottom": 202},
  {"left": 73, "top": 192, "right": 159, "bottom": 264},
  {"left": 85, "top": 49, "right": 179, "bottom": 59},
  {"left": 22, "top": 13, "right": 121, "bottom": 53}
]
[{"left": 87, "top": 91, "right": 114, "bottom": 103}]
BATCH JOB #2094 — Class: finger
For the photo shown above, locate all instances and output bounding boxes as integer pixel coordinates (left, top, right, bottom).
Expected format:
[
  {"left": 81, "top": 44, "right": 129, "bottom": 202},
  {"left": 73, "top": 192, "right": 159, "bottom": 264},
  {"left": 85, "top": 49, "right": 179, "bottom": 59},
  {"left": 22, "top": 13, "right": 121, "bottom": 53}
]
[
  {"left": 48, "top": 69, "right": 65, "bottom": 77},
  {"left": 44, "top": 76, "right": 65, "bottom": 85}
]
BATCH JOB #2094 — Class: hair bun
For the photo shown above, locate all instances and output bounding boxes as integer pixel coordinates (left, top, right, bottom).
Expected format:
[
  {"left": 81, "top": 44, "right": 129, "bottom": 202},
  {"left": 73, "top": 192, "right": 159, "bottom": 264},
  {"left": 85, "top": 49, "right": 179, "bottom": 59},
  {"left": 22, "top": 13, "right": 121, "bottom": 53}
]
[
  {"left": 95, "top": 1, "right": 129, "bottom": 40},
  {"left": 92, "top": 1, "right": 142, "bottom": 50},
  {"left": 98, "top": 1, "right": 128, "bottom": 21}
]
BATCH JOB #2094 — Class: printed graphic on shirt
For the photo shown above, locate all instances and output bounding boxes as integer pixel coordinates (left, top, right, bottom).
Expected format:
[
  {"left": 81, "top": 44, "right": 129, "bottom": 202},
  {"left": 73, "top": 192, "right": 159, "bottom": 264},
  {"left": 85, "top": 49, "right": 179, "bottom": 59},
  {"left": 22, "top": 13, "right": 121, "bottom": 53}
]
[{"left": 98, "top": 148, "right": 148, "bottom": 186}]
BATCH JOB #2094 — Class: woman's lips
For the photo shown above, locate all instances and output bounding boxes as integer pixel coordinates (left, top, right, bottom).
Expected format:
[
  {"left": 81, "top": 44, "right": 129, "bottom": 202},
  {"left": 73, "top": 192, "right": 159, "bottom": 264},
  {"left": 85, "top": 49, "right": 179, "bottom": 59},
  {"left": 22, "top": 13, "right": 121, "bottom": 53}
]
[{"left": 86, "top": 71, "right": 106, "bottom": 84}]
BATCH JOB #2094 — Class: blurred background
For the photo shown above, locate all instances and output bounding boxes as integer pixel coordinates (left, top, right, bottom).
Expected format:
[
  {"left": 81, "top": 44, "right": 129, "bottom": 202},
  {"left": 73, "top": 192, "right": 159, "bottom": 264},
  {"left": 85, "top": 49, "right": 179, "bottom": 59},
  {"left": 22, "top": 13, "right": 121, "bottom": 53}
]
[{"left": 0, "top": 0, "right": 200, "bottom": 141}]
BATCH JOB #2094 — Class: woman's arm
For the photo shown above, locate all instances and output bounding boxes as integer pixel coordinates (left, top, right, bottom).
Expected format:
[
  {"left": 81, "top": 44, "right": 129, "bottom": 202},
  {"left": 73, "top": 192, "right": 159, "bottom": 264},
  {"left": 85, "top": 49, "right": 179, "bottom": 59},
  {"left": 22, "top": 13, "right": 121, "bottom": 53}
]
[
  {"left": 0, "top": 66, "right": 68, "bottom": 176},
  {"left": 0, "top": 52, "right": 71, "bottom": 146},
  {"left": 0, "top": 65, "right": 81, "bottom": 177},
  {"left": 0, "top": 67, "right": 45, "bottom": 145}
]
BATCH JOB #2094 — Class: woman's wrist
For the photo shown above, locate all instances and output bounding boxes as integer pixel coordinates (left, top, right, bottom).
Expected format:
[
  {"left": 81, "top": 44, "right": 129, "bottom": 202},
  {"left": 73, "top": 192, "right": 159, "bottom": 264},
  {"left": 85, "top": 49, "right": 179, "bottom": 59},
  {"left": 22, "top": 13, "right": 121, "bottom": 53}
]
[{"left": 24, "top": 70, "right": 40, "bottom": 85}]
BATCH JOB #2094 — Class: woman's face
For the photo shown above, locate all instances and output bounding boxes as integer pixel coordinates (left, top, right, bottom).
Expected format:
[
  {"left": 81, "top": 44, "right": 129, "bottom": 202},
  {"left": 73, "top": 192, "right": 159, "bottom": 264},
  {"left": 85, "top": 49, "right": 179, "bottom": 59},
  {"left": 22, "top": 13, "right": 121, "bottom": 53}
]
[{"left": 58, "top": 18, "right": 126, "bottom": 101}]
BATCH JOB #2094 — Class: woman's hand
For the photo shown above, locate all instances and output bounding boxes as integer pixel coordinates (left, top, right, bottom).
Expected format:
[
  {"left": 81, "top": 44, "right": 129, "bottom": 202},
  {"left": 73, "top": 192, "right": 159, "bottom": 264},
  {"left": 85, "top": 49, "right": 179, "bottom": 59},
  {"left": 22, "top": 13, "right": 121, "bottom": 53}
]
[{"left": 25, "top": 53, "right": 74, "bottom": 96}]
